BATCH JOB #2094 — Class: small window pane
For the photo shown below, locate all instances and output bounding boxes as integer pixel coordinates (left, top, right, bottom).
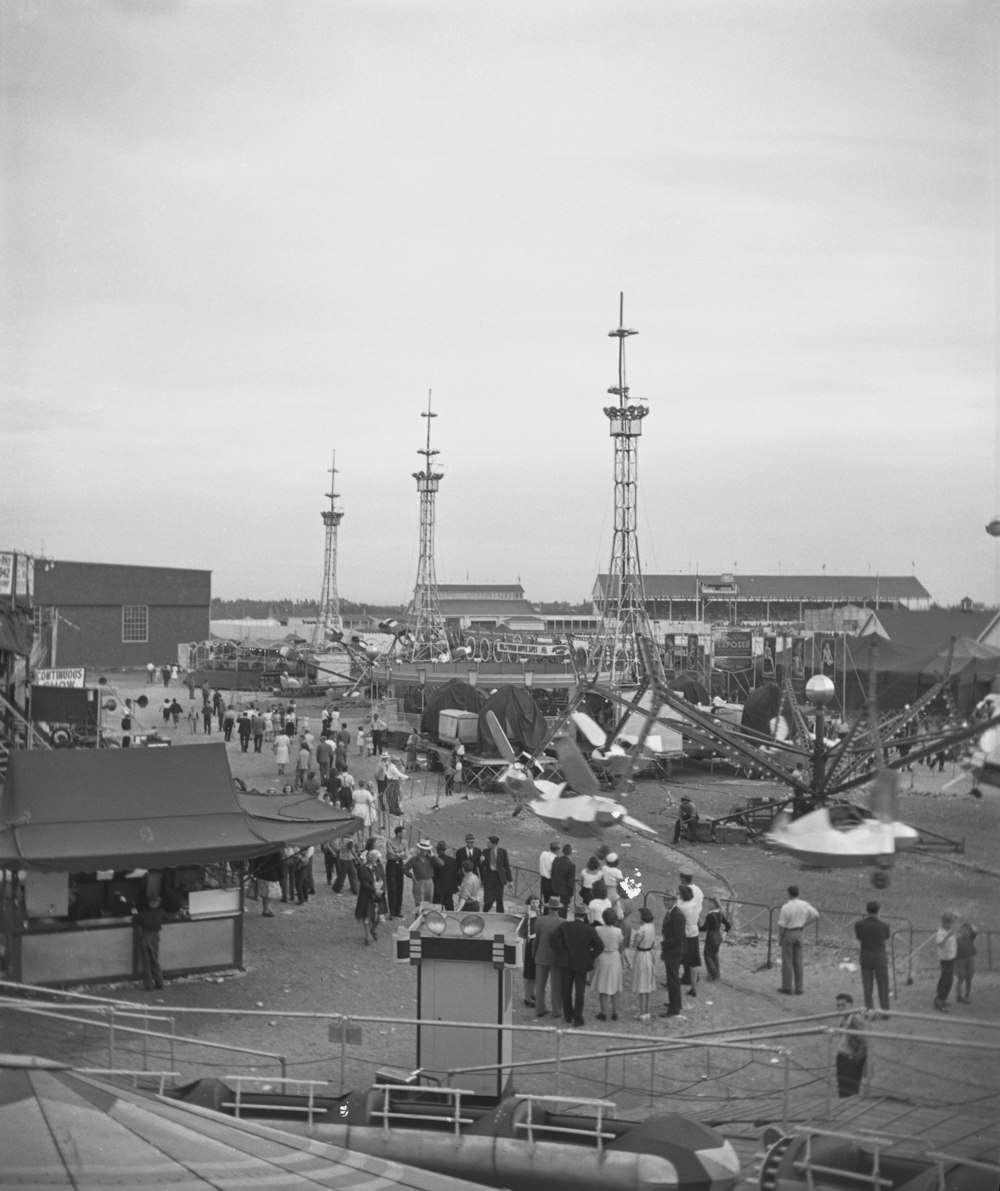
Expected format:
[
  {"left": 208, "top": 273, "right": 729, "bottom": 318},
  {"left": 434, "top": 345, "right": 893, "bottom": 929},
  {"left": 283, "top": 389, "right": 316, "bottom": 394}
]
[{"left": 122, "top": 605, "right": 148, "bottom": 643}]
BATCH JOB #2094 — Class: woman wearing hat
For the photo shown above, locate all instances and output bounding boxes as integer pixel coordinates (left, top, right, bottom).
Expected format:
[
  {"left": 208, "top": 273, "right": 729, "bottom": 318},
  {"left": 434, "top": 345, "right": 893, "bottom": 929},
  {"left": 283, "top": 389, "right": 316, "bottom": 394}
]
[{"left": 355, "top": 849, "right": 388, "bottom": 945}]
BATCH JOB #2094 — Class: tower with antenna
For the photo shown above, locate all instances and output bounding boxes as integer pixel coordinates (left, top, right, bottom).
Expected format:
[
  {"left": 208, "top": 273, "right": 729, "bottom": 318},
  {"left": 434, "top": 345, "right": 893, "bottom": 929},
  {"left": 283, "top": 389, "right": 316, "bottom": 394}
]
[
  {"left": 309, "top": 451, "right": 344, "bottom": 649},
  {"left": 593, "top": 293, "right": 653, "bottom": 686},
  {"left": 408, "top": 392, "right": 449, "bottom": 661}
]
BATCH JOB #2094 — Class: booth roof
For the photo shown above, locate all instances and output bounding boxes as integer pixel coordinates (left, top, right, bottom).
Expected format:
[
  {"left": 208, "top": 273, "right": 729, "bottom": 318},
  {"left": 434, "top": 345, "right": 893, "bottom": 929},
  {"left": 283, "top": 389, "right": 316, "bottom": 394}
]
[{"left": 0, "top": 743, "right": 356, "bottom": 873}]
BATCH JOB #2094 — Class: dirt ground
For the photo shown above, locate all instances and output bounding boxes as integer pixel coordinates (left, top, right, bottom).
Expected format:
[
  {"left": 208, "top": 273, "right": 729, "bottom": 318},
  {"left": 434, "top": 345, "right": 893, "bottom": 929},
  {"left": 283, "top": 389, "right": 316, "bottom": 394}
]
[{"left": 8, "top": 673, "right": 999, "bottom": 1128}]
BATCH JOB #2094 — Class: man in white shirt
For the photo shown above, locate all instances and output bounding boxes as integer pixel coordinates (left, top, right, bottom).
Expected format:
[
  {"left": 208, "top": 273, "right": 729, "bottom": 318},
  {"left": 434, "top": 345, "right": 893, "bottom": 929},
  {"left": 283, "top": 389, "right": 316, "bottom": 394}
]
[
  {"left": 539, "top": 841, "right": 559, "bottom": 903},
  {"left": 777, "top": 884, "right": 819, "bottom": 994}
]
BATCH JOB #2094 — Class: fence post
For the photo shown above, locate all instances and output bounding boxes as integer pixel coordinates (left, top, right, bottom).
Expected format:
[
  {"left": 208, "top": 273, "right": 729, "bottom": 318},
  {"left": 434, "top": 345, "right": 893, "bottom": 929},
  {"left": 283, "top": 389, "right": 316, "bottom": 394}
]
[
  {"left": 554, "top": 1028, "right": 563, "bottom": 1096},
  {"left": 766, "top": 907, "right": 775, "bottom": 969},
  {"left": 782, "top": 1048, "right": 790, "bottom": 1131},
  {"left": 107, "top": 1005, "right": 116, "bottom": 1070}
]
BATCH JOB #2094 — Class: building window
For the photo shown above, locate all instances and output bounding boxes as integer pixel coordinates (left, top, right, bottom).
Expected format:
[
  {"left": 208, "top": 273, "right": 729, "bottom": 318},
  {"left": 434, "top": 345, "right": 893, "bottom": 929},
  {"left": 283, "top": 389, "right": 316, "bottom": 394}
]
[{"left": 122, "top": 605, "right": 148, "bottom": 643}]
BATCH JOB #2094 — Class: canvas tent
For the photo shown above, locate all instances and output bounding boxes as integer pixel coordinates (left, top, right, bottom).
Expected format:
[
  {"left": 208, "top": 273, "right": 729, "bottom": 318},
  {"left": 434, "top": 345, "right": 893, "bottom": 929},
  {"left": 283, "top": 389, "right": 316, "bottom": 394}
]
[
  {"left": 0, "top": 743, "right": 357, "bottom": 873},
  {"left": 476, "top": 686, "right": 548, "bottom": 756},
  {"left": 419, "top": 678, "right": 488, "bottom": 738}
]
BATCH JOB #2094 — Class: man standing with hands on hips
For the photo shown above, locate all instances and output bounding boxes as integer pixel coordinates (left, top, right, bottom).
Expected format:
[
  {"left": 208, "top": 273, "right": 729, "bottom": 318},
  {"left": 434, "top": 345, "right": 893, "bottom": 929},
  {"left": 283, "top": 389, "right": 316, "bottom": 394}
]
[{"left": 777, "top": 884, "right": 819, "bottom": 995}]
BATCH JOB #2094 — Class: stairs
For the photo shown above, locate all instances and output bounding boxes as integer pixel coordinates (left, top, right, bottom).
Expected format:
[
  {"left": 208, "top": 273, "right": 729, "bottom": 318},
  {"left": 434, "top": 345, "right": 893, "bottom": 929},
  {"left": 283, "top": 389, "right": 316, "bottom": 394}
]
[{"left": 0, "top": 690, "right": 51, "bottom": 789}]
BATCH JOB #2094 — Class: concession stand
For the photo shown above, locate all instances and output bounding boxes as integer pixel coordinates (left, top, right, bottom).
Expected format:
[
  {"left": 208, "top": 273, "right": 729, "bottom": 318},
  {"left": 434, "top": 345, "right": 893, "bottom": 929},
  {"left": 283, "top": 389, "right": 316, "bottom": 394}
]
[{"left": 0, "top": 743, "right": 359, "bottom": 988}]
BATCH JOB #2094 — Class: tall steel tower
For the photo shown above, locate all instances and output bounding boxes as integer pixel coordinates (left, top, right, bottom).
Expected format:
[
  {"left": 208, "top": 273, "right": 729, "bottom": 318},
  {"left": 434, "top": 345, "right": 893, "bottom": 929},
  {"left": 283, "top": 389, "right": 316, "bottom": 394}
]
[
  {"left": 309, "top": 451, "right": 344, "bottom": 649},
  {"left": 594, "top": 293, "right": 653, "bottom": 686},
  {"left": 408, "top": 392, "right": 449, "bottom": 661}
]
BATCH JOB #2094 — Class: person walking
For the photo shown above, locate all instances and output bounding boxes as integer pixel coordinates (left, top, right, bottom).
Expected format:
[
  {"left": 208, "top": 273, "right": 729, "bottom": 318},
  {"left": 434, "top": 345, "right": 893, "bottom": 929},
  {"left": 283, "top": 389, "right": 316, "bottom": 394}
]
[
  {"left": 187, "top": 707, "right": 199, "bottom": 734},
  {"left": 134, "top": 895, "right": 166, "bottom": 990},
  {"left": 481, "top": 834, "right": 513, "bottom": 913},
  {"left": 251, "top": 709, "right": 267, "bottom": 754},
  {"left": 659, "top": 892, "right": 687, "bottom": 1019},
  {"left": 701, "top": 897, "right": 731, "bottom": 982},
  {"left": 551, "top": 910, "right": 604, "bottom": 1028},
  {"left": 777, "top": 884, "right": 819, "bottom": 995},
  {"left": 237, "top": 709, "right": 252, "bottom": 753},
  {"left": 933, "top": 910, "right": 958, "bottom": 1011},
  {"left": 834, "top": 992, "right": 868, "bottom": 1097},
  {"left": 223, "top": 705, "right": 236, "bottom": 742},
  {"left": 854, "top": 900, "right": 891, "bottom": 1012},
  {"left": 370, "top": 713, "right": 387, "bottom": 756},
  {"left": 356, "top": 850, "right": 388, "bottom": 945},
  {"left": 629, "top": 906, "right": 657, "bottom": 1021},
  {"left": 295, "top": 739, "right": 311, "bottom": 790},
  {"left": 383, "top": 755, "right": 408, "bottom": 823},
  {"left": 331, "top": 838, "right": 359, "bottom": 895},
  {"left": 550, "top": 844, "right": 576, "bottom": 914},
  {"left": 954, "top": 919, "right": 978, "bottom": 1004},
  {"left": 200, "top": 701, "right": 212, "bottom": 734},
  {"left": 593, "top": 906, "right": 628, "bottom": 1022},
  {"left": 146, "top": 661, "right": 156, "bottom": 685}
]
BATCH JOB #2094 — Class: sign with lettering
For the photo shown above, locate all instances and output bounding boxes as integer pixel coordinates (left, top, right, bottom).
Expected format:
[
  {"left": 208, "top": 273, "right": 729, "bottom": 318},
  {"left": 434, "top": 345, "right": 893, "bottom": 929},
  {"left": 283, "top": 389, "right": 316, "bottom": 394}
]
[
  {"left": 712, "top": 629, "right": 752, "bottom": 671},
  {"left": 0, "top": 553, "right": 12, "bottom": 596},
  {"left": 34, "top": 667, "right": 87, "bottom": 688}
]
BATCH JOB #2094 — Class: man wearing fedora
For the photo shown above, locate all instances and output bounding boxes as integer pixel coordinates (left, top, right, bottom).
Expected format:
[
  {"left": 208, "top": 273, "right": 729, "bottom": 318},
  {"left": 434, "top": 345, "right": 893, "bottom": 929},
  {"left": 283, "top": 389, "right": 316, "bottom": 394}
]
[
  {"left": 455, "top": 833, "right": 483, "bottom": 876},
  {"left": 532, "top": 896, "right": 565, "bottom": 1017},
  {"left": 482, "top": 834, "right": 513, "bottom": 913},
  {"left": 403, "top": 838, "right": 436, "bottom": 910}
]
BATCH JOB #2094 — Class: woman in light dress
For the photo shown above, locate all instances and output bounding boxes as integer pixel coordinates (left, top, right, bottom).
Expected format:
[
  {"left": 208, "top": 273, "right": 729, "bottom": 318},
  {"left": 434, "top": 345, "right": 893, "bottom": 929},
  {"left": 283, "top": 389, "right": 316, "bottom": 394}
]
[
  {"left": 273, "top": 732, "right": 290, "bottom": 776},
  {"left": 628, "top": 905, "right": 657, "bottom": 1021},
  {"left": 586, "top": 880, "right": 611, "bottom": 925},
  {"left": 352, "top": 781, "right": 379, "bottom": 843},
  {"left": 592, "top": 907, "right": 628, "bottom": 1022}
]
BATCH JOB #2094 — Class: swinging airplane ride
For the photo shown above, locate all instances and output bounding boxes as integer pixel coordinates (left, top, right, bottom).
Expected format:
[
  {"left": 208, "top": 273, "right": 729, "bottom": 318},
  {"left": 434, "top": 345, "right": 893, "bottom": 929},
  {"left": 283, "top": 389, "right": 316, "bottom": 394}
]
[{"left": 481, "top": 635, "right": 1000, "bottom": 887}]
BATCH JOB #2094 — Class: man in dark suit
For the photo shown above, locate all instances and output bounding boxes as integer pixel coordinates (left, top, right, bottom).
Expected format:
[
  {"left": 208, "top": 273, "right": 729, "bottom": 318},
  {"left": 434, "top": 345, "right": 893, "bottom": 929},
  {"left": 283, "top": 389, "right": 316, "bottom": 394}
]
[
  {"left": 481, "top": 834, "right": 513, "bottom": 912},
  {"left": 551, "top": 911, "right": 603, "bottom": 1027},
  {"left": 532, "top": 896, "right": 566, "bottom": 1018},
  {"left": 431, "top": 841, "right": 461, "bottom": 911},
  {"left": 549, "top": 843, "right": 576, "bottom": 914},
  {"left": 455, "top": 833, "right": 483, "bottom": 877},
  {"left": 659, "top": 892, "right": 687, "bottom": 1018}
]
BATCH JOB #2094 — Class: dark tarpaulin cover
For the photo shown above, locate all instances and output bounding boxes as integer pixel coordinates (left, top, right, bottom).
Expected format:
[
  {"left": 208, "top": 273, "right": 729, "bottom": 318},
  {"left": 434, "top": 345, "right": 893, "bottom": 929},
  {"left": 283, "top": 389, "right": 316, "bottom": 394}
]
[
  {"left": 419, "top": 679, "right": 488, "bottom": 737},
  {"left": 0, "top": 743, "right": 352, "bottom": 873},
  {"left": 476, "top": 686, "right": 548, "bottom": 756},
  {"left": 740, "top": 682, "right": 782, "bottom": 740},
  {"left": 668, "top": 674, "right": 710, "bottom": 705},
  {"left": 0, "top": 606, "right": 33, "bottom": 656}
]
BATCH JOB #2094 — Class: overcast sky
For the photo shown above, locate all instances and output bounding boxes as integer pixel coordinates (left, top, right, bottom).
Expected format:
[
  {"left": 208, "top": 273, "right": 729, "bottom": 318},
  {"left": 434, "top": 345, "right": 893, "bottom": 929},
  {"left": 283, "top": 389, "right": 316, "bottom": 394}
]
[{"left": 2, "top": 1, "right": 996, "bottom": 608}]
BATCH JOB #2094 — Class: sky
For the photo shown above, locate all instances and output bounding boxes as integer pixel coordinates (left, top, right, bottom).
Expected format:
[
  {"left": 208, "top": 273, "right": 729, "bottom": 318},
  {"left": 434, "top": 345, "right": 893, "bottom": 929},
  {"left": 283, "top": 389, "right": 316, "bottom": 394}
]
[{"left": 2, "top": 0, "right": 997, "bottom": 608}]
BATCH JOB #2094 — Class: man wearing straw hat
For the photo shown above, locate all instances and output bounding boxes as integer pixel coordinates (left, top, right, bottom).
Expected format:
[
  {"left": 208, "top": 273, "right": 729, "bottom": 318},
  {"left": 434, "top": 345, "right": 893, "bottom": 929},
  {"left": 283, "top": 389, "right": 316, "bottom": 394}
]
[{"left": 403, "top": 838, "right": 436, "bottom": 910}]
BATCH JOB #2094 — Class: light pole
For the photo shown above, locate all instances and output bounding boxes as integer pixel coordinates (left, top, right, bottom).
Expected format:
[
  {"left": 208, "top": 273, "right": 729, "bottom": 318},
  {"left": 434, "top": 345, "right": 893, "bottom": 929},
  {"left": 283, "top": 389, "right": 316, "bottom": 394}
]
[{"left": 805, "top": 673, "right": 836, "bottom": 798}]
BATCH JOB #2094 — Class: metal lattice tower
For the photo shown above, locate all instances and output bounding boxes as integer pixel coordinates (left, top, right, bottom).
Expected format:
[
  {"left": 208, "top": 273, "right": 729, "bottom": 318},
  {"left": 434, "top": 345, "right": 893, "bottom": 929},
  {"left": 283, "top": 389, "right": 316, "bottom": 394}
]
[
  {"left": 408, "top": 392, "right": 449, "bottom": 661},
  {"left": 594, "top": 293, "right": 653, "bottom": 686},
  {"left": 309, "top": 451, "right": 344, "bottom": 648}
]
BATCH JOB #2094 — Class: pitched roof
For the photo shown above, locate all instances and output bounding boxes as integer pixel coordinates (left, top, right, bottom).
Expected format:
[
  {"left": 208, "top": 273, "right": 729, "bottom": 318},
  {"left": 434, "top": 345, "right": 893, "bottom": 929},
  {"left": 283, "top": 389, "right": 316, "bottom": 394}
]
[
  {"left": 596, "top": 574, "right": 930, "bottom": 602},
  {"left": 857, "top": 608, "right": 995, "bottom": 651}
]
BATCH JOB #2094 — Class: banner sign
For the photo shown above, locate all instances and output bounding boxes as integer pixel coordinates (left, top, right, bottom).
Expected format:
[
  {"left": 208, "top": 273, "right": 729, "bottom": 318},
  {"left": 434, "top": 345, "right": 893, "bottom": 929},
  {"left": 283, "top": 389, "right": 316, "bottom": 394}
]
[
  {"left": 818, "top": 635, "right": 836, "bottom": 677},
  {"left": 34, "top": 667, "right": 86, "bottom": 688},
  {"left": 762, "top": 635, "right": 777, "bottom": 678},
  {"left": 712, "top": 629, "right": 752, "bottom": 672},
  {"left": 0, "top": 553, "right": 12, "bottom": 596}
]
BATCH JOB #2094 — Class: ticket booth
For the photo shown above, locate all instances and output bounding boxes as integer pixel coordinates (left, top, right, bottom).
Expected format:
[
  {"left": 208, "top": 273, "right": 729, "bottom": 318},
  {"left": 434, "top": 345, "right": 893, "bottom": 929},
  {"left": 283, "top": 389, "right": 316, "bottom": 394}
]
[{"left": 395, "top": 909, "right": 524, "bottom": 1098}]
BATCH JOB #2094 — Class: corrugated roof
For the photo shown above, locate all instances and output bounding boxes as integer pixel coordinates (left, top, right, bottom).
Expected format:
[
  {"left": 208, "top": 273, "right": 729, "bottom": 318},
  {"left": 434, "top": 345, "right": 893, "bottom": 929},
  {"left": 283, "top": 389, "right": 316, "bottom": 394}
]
[
  {"left": 438, "top": 584, "right": 525, "bottom": 597},
  {"left": 595, "top": 574, "right": 930, "bottom": 602},
  {"left": 439, "top": 599, "right": 538, "bottom": 616}
]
